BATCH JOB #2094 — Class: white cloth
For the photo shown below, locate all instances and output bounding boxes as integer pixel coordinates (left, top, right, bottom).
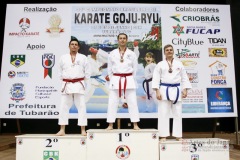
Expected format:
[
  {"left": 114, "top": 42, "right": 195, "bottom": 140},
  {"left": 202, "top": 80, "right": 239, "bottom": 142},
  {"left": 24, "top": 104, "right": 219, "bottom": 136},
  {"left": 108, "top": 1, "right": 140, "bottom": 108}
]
[
  {"left": 152, "top": 59, "right": 191, "bottom": 101},
  {"left": 134, "top": 46, "right": 140, "bottom": 60},
  {"left": 58, "top": 53, "right": 90, "bottom": 126},
  {"left": 158, "top": 100, "right": 182, "bottom": 137},
  {"left": 107, "top": 89, "right": 140, "bottom": 123},
  {"left": 143, "top": 63, "right": 157, "bottom": 110},
  {"left": 85, "top": 53, "right": 109, "bottom": 103},
  {"left": 107, "top": 48, "right": 139, "bottom": 122},
  {"left": 59, "top": 53, "right": 91, "bottom": 94},
  {"left": 108, "top": 48, "right": 138, "bottom": 89},
  {"left": 58, "top": 94, "right": 87, "bottom": 126},
  {"left": 152, "top": 59, "right": 191, "bottom": 137}
]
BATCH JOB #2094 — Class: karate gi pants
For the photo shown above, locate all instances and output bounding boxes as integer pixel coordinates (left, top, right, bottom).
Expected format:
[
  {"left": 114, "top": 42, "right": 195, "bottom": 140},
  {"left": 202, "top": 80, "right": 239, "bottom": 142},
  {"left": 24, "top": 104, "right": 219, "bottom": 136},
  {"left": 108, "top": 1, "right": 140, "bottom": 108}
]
[
  {"left": 107, "top": 89, "right": 140, "bottom": 123},
  {"left": 158, "top": 100, "right": 182, "bottom": 138},
  {"left": 58, "top": 93, "right": 87, "bottom": 126}
]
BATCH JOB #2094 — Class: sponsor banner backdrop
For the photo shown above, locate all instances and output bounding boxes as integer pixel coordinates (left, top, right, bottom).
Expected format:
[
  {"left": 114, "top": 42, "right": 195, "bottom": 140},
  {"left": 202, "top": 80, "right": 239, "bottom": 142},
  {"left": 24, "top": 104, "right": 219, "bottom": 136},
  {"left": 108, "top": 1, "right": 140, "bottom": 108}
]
[{"left": 0, "top": 4, "right": 237, "bottom": 118}]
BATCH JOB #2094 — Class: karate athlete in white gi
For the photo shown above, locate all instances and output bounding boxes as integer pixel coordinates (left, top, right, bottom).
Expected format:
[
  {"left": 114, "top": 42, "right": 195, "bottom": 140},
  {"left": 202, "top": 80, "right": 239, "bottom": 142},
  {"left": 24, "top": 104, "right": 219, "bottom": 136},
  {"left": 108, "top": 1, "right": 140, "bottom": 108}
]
[
  {"left": 56, "top": 39, "right": 91, "bottom": 136},
  {"left": 152, "top": 44, "right": 191, "bottom": 142},
  {"left": 85, "top": 47, "right": 109, "bottom": 103},
  {"left": 143, "top": 52, "right": 157, "bottom": 112},
  {"left": 106, "top": 33, "right": 140, "bottom": 130}
]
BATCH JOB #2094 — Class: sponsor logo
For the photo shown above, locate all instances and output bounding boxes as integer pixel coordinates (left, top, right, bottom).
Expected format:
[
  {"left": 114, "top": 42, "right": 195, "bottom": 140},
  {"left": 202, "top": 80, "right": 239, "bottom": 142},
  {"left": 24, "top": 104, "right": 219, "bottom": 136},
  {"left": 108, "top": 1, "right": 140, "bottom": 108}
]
[
  {"left": 26, "top": 43, "right": 45, "bottom": 50},
  {"left": 35, "top": 85, "right": 58, "bottom": 99},
  {"left": 181, "top": 60, "right": 197, "bottom": 69},
  {"left": 170, "top": 14, "right": 181, "bottom": 22},
  {"left": 175, "top": 6, "right": 219, "bottom": 13},
  {"left": 183, "top": 15, "right": 219, "bottom": 22},
  {"left": 173, "top": 24, "right": 184, "bottom": 36},
  {"left": 188, "top": 89, "right": 203, "bottom": 96},
  {"left": 8, "top": 71, "right": 29, "bottom": 78},
  {"left": 187, "top": 70, "right": 199, "bottom": 84},
  {"left": 116, "top": 145, "right": 130, "bottom": 159},
  {"left": 207, "top": 88, "right": 233, "bottom": 113},
  {"left": 8, "top": 71, "right": 16, "bottom": 78},
  {"left": 8, "top": 18, "right": 39, "bottom": 37},
  {"left": 10, "top": 55, "right": 25, "bottom": 68},
  {"left": 186, "top": 26, "right": 220, "bottom": 34},
  {"left": 24, "top": 7, "right": 57, "bottom": 12},
  {"left": 42, "top": 53, "right": 55, "bottom": 78},
  {"left": 43, "top": 151, "right": 59, "bottom": 160},
  {"left": 209, "top": 48, "right": 227, "bottom": 57},
  {"left": 176, "top": 49, "right": 200, "bottom": 58},
  {"left": 172, "top": 38, "right": 204, "bottom": 47},
  {"left": 46, "top": 14, "right": 64, "bottom": 37},
  {"left": 208, "top": 38, "right": 226, "bottom": 46},
  {"left": 191, "top": 154, "right": 199, "bottom": 160},
  {"left": 209, "top": 61, "right": 227, "bottom": 85},
  {"left": 10, "top": 83, "right": 26, "bottom": 103}
]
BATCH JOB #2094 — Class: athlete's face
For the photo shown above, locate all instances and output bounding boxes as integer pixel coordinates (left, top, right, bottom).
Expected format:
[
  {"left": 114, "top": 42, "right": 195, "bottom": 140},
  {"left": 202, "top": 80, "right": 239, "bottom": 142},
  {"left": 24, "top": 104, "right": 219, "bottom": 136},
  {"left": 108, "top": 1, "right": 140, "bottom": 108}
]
[
  {"left": 118, "top": 35, "right": 128, "bottom": 47},
  {"left": 69, "top": 41, "right": 80, "bottom": 53},
  {"left": 164, "top": 46, "right": 174, "bottom": 58}
]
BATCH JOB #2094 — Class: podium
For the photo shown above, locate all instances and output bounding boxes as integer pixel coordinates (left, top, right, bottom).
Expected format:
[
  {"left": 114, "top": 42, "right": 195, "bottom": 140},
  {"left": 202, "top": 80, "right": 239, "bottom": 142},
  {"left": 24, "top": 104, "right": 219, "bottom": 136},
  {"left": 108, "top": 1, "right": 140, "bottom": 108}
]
[
  {"left": 87, "top": 129, "right": 159, "bottom": 160},
  {"left": 15, "top": 134, "right": 87, "bottom": 160},
  {"left": 159, "top": 138, "right": 229, "bottom": 160},
  {"left": 15, "top": 133, "right": 230, "bottom": 160}
]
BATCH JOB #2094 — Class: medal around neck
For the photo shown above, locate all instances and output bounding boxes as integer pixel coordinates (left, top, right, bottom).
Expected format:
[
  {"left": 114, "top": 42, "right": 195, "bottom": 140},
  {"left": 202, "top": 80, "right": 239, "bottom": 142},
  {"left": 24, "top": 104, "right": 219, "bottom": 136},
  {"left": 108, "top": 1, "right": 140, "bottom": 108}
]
[
  {"left": 120, "top": 58, "right": 124, "bottom": 63},
  {"left": 168, "top": 68, "right": 172, "bottom": 73}
]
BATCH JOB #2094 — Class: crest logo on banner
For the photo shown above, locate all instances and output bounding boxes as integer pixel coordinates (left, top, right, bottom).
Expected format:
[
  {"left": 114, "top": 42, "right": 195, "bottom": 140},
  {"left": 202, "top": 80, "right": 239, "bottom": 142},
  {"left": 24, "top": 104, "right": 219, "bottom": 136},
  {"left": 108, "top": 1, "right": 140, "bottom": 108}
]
[
  {"left": 42, "top": 53, "right": 55, "bottom": 79},
  {"left": 10, "top": 55, "right": 25, "bottom": 68},
  {"left": 10, "top": 83, "right": 25, "bottom": 102},
  {"left": 8, "top": 71, "right": 16, "bottom": 78},
  {"left": 46, "top": 14, "right": 64, "bottom": 37},
  {"left": 173, "top": 24, "right": 184, "bottom": 36},
  {"left": 19, "top": 17, "right": 30, "bottom": 32}
]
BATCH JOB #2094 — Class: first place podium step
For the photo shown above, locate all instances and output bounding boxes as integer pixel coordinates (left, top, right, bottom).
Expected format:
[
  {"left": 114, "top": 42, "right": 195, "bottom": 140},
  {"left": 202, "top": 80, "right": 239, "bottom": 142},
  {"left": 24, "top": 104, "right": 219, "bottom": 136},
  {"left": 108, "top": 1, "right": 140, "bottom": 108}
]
[{"left": 87, "top": 129, "right": 159, "bottom": 160}]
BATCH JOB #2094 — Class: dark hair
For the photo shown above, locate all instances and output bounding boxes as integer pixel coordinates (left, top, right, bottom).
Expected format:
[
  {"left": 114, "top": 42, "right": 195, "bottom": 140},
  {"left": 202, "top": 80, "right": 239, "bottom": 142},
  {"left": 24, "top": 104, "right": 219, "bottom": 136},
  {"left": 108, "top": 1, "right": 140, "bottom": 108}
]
[
  {"left": 69, "top": 39, "right": 79, "bottom": 46},
  {"left": 163, "top": 44, "right": 173, "bottom": 52},
  {"left": 117, "top": 33, "right": 128, "bottom": 40}
]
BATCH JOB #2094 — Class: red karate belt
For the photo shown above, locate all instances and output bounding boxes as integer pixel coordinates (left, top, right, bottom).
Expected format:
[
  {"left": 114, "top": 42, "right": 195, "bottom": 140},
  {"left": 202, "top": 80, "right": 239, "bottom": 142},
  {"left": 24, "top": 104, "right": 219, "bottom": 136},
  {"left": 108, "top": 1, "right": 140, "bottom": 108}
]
[
  {"left": 61, "top": 78, "right": 85, "bottom": 93},
  {"left": 113, "top": 73, "right": 132, "bottom": 98}
]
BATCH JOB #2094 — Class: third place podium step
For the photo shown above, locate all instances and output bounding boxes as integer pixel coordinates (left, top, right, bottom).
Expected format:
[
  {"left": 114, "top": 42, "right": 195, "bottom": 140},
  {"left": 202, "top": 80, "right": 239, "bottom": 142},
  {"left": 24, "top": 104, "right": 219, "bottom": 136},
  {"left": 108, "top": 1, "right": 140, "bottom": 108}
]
[{"left": 87, "top": 129, "right": 159, "bottom": 160}]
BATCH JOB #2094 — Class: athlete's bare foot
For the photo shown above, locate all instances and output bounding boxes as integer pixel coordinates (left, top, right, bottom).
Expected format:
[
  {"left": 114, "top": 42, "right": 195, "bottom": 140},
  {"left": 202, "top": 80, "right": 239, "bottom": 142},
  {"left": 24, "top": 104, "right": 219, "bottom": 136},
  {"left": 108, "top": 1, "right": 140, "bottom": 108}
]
[
  {"left": 176, "top": 137, "right": 183, "bottom": 141},
  {"left": 106, "top": 125, "right": 113, "bottom": 130},
  {"left": 159, "top": 137, "right": 166, "bottom": 143},
  {"left": 56, "top": 130, "right": 65, "bottom": 136},
  {"left": 81, "top": 130, "right": 87, "bottom": 136},
  {"left": 106, "top": 123, "right": 113, "bottom": 130},
  {"left": 133, "top": 123, "right": 140, "bottom": 130}
]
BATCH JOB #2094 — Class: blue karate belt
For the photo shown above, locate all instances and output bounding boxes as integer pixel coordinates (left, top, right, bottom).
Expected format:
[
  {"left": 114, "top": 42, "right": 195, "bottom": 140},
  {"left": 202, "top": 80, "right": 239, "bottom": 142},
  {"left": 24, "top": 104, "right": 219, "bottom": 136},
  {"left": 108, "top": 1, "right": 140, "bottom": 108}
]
[
  {"left": 90, "top": 75, "right": 106, "bottom": 85},
  {"left": 142, "top": 78, "right": 152, "bottom": 100},
  {"left": 160, "top": 83, "right": 180, "bottom": 104}
]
